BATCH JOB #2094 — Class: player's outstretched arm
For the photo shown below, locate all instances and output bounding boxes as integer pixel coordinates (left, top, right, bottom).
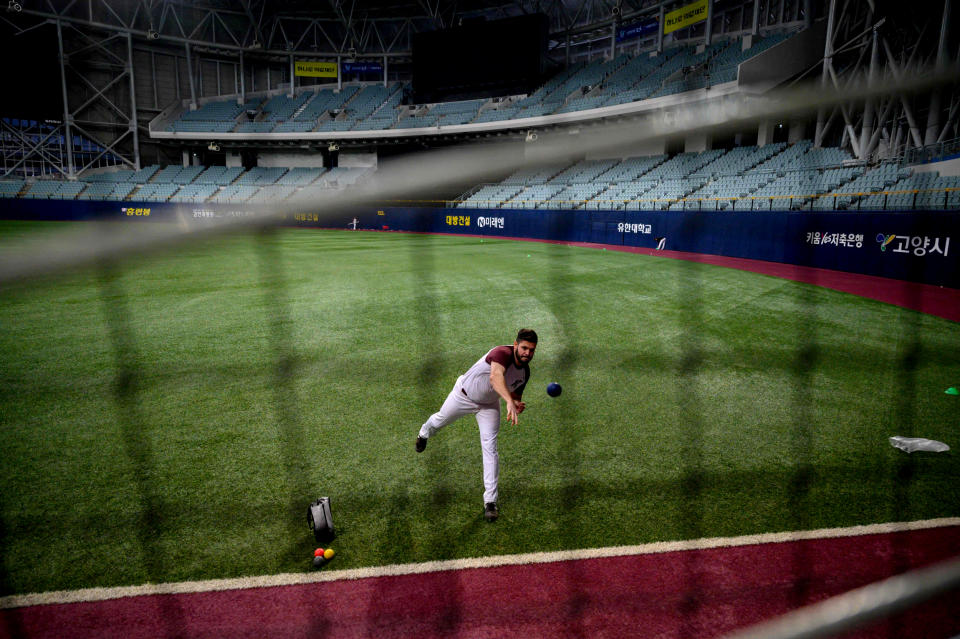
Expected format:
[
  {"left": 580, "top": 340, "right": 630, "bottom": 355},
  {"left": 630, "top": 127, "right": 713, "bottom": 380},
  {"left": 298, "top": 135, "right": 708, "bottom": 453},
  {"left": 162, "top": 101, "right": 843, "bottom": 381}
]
[{"left": 490, "top": 362, "right": 519, "bottom": 424}]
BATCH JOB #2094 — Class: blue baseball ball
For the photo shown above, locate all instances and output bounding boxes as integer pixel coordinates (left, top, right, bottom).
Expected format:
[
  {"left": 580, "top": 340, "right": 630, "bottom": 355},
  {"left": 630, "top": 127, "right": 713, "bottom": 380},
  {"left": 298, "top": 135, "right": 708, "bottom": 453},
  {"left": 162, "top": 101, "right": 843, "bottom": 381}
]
[{"left": 547, "top": 382, "right": 562, "bottom": 397}]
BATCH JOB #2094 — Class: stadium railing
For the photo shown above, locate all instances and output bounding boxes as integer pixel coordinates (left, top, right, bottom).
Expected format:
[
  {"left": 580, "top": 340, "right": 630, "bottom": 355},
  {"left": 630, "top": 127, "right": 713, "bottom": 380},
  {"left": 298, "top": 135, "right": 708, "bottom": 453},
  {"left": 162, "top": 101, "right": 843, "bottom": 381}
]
[{"left": 902, "top": 136, "right": 960, "bottom": 166}]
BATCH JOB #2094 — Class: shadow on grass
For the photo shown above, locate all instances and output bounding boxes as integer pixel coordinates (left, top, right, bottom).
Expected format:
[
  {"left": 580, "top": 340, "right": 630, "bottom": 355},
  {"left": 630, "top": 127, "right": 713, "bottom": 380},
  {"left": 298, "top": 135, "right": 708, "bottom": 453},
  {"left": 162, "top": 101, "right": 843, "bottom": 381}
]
[
  {"left": 5, "top": 457, "right": 957, "bottom": 598},
  {"left": 95, "top": 261, "right": 190, "bottom": 637}
]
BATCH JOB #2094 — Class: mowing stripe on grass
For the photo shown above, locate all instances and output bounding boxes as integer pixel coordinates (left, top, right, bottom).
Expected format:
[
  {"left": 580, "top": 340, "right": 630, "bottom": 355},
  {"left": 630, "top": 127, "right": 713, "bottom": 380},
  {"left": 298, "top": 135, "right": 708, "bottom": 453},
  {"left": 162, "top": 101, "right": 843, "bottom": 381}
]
[{"left": 3, "top": 517, "right": 957, "bottom": 610}]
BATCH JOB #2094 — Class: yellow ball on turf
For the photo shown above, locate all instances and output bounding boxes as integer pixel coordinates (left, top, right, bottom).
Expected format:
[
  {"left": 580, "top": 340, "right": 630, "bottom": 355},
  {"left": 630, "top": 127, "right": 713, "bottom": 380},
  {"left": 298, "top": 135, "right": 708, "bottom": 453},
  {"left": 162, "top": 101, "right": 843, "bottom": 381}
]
[{"left": 323, "top": 548, "right": 335, "bottom": 560}]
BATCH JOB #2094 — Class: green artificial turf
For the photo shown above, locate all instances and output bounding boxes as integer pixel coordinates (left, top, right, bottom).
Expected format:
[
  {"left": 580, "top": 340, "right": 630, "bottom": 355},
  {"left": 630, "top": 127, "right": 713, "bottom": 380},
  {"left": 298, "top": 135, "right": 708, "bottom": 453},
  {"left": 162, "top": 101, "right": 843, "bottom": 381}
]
[{"left": 1, "top": 221, "right": 958, "bottom": 595}]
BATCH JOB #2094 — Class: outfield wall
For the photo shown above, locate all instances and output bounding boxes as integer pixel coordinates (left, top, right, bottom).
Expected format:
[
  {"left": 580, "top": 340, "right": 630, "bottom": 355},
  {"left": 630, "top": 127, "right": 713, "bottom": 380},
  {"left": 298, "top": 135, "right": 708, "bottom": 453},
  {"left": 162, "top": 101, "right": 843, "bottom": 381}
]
[
  {"left": 361, "top": 207, "right": 960, "bottom": 289},
  {"left": 1, "top": 199, "right": 958, "bottom": 289}
]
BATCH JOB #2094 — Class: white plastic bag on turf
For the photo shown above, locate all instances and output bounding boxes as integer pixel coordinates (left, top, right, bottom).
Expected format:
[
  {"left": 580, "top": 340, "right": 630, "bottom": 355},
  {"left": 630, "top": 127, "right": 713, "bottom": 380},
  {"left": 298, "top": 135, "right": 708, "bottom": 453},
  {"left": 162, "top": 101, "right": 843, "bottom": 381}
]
[{"left": 889, "top": 436, "right": 950, "bottom": 453}]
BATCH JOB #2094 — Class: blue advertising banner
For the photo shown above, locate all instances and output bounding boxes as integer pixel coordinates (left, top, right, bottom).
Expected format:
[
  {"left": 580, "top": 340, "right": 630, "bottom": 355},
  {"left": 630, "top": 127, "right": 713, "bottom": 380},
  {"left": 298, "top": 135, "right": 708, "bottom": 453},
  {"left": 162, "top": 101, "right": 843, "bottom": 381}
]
[
  {"left": 1, "top": 199, "right": 957, "bottom": 288},
  {"left": 616, "top": 19, "right": 659, "bottom": 42},
  {"left": 341, "top": 61, "right": 384, "bottom": 74},
  {"left": 354, "top": 207, "right": 960, "bottom": 288}
]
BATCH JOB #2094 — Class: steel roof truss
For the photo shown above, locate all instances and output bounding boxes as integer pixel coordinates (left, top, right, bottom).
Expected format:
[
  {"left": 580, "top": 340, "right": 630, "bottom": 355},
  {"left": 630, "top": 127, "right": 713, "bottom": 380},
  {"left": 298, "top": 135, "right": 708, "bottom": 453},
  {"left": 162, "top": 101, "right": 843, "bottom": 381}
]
[{"left": 0, "top": 121, "right": 70, "bottom": 179}]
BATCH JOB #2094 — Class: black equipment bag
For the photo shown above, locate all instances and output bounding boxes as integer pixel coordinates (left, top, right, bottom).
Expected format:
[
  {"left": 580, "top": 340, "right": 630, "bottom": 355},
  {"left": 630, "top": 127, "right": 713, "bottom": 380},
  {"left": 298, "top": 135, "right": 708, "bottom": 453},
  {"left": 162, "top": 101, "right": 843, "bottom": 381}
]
[{"left": 307, "top": 497, "right": 335, "bottom": 543}]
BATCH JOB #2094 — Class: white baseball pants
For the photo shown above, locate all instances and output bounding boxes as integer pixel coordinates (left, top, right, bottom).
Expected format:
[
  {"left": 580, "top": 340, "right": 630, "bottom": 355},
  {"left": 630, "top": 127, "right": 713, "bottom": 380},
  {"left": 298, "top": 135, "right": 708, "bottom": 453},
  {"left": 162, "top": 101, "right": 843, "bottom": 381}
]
[{"left": 419, "top": 375, "right": 502, "bottom": 504}]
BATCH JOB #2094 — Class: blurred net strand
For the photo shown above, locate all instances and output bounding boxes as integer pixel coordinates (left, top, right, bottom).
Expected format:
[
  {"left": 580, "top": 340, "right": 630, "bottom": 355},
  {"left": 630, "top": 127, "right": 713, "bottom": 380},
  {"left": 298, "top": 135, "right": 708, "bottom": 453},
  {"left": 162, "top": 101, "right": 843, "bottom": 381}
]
[
  {"left": 1, "top": 66, "right": 957, "bottom": 639},
  {"left": 96, "top": 261, "right": 191, "bottom": 637},
  {"left": 721, "top": 555, "right": 960, "bottom": 639},
  {"left": 0, "top": 67, "right": 956, "bottom": 286}
]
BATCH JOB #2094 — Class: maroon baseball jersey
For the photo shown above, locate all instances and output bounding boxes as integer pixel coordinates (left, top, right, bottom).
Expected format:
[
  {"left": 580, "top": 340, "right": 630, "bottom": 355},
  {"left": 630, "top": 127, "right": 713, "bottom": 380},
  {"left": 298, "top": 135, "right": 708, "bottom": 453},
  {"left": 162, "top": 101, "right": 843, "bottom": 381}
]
[{"left": 460, "top": 345, "right": 530, "bottom": 405}]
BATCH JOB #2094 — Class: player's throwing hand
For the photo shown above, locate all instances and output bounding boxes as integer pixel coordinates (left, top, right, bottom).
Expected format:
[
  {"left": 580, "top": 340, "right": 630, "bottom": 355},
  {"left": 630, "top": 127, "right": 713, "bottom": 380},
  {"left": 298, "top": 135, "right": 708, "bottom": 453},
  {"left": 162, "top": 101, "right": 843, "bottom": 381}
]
[{"left": 505, "top": 401, "right": 519, "bottom": 425}]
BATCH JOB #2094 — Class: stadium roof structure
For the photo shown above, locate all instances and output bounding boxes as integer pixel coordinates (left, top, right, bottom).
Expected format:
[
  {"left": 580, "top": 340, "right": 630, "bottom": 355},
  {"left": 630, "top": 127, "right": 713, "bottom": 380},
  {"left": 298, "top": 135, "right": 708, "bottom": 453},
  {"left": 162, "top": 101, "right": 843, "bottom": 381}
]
[
  {"left": 10, "top": 0, "right": 672, "bottom": 58},
  {"left": 2, "top": 0, "right": 955, "bottom": 180}
]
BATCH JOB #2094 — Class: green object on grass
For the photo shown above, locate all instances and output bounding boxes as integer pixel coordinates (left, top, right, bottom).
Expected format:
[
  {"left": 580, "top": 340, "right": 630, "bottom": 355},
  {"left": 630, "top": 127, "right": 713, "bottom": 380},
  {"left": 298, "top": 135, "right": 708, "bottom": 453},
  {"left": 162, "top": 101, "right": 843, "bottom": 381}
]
[{"left": 946, "top": 387, "right": 959, "bottom": 395}]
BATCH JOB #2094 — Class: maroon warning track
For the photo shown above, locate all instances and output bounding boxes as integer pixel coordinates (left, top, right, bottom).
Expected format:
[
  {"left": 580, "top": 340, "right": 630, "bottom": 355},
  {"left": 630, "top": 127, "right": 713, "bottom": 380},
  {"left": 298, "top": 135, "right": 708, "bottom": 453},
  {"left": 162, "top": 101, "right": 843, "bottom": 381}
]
[{"left": 2, "top": 525, "right": 958, "bottom": 639}]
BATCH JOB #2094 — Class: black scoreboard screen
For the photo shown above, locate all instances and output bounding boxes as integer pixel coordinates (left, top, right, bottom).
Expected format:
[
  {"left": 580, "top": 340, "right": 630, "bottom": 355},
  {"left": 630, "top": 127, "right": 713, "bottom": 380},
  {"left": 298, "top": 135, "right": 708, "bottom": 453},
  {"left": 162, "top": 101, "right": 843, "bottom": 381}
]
[{"left": 412, "top": 14, "right": 549, "bottom": 104}]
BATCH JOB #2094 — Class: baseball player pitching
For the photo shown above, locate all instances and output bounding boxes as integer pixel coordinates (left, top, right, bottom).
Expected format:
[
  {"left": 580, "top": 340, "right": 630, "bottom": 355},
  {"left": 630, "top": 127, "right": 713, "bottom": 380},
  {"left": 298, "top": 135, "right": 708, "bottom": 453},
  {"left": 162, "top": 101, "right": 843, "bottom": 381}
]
[{"left": 416, "top": 328, "right": 537, "bottom": 522}]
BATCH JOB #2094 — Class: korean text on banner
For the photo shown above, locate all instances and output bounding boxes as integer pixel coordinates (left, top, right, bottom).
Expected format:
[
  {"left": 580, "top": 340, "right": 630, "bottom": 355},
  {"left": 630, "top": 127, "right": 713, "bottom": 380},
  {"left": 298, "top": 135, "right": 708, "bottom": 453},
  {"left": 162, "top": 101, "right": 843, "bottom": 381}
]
[
  {"left": 294, "top": 61, "right": 338, "bottom": 78},
  {"left": 663, "top": 0, "right": 709, "bottom": 35}
]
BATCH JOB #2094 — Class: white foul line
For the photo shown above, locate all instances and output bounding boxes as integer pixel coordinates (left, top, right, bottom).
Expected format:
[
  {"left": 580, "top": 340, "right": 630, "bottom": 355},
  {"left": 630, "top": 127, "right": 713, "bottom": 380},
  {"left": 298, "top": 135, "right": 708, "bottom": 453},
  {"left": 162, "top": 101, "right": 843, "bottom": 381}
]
[{"left": 2, "top": 517, "right": 958, "bottom": 610}]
